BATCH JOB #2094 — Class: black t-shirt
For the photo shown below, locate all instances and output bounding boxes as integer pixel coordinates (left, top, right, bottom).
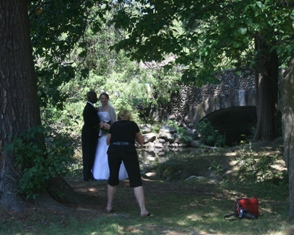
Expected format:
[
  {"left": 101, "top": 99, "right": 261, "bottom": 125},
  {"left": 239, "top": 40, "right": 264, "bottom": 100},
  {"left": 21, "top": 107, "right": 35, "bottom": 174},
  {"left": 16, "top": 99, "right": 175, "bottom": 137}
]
[{"left": 109, "top": 120, "right": 140, "bottom": 144}]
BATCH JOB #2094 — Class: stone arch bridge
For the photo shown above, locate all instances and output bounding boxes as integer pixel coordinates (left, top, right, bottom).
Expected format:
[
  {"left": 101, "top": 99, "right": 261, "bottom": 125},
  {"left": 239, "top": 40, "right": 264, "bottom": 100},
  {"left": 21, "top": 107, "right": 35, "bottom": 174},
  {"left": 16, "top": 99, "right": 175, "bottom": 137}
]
[{"left": 158, "top": 69, "right": 258, "bottom": 145}]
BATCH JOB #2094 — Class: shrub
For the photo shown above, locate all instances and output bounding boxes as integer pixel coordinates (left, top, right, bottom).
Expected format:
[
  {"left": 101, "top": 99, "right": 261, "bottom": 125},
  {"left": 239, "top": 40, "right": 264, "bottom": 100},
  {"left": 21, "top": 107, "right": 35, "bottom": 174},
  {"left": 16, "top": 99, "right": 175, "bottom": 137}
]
[
  {"left": 235, "top": 143, "right": 288, "bottom": 183},
  {"left": 167, "top": 120, "right": 193, "bottom": 145},
  {"left": 195, "top": 119, "right": 226, "bottom": 147},
  {"left": 4, "top": 126, "right": 75, "bottom": 200}
]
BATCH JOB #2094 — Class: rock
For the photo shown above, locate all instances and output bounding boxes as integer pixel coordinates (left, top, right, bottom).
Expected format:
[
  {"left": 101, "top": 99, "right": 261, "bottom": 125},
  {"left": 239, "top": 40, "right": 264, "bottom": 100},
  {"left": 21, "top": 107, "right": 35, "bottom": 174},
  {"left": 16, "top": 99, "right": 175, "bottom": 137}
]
[
  {"left": 140, "top": 124, "right": 153, "bottom": 134},
  {"left": 190, "top": 140, "right": 201, "bottom": 148},
  {"left": 160, "top": 125, "right": 177, "bottom": 133},
  {"left": 154, "top": 142, "right": 164, "bottom": 148},
  {"left": 185, "top": 175, "right": 208, "bottom": 182},
  {"left": 158, "top": 131, "right": 174, "bottom": 142},
  {"left": 143, "top": 133, "right": 156, "bottom": 143}
]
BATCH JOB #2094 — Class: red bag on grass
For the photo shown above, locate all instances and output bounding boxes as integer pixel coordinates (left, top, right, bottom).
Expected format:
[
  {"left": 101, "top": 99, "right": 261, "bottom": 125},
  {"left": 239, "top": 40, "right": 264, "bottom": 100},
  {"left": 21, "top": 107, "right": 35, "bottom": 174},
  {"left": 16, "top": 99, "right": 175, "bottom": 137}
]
[
  {"left": 236, "top": 198, "right": 259, "bottom": 216},
  {"left": 225, "top": 197, "right": 259, "bottom": 220}
]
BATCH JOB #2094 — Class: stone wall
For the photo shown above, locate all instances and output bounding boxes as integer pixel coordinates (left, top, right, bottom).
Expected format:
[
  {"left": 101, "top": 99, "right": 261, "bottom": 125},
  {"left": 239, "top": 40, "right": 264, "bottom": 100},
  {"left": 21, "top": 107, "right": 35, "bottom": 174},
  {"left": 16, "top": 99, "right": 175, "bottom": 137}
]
[{"left": 151, "top": 68, "right": 256, "bottom": 128}]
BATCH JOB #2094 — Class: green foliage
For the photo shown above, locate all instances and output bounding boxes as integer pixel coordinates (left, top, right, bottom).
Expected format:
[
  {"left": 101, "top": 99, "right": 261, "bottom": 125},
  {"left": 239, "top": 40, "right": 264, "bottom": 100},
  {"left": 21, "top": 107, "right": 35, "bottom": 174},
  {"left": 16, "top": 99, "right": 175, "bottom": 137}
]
[
  {"left": 150, "top": 123, "right": 161, "bottom": 134},
  {"left": 110, "top": 0, "right": 294, "bottom": 84},
  {"left": 28, "top": 0, "right": 185, "bottom": 131},
  {"left": 176, "top": 127, "right": 193, "bottom": 145},
  {"left": 196, "top": 119, "right": 226, "bottom": 147},
  {"left": 40, "top": 104, "right": 82, "bottom": 140},
  {"left": 208, "top": 160, "right": 225, "bottom": 177},
  {"left": 236, "top": 143, "right": 288, "bottom": 184},
  {"left": 70, "top": 3, "right": 183, "bottom": 124},
  {"left": 29, "top": 0, "right": 111, "bottom": 109},
  {"left": 4, "top": 126, "right": 75, "bottom": 200},
  {"left": 28, "top": 1, "right": 294, "bottom": 143},
  {"left": 167, "top": 120, "right": 193, "bottom": 144}
]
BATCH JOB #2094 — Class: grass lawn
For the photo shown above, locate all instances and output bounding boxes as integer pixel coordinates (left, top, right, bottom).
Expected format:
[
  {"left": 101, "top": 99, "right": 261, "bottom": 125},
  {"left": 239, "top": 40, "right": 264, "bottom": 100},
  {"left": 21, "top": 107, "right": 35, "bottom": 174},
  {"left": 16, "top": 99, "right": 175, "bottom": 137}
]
[{"left": 0, "top": 140, "right": 293, "bottom": 235}]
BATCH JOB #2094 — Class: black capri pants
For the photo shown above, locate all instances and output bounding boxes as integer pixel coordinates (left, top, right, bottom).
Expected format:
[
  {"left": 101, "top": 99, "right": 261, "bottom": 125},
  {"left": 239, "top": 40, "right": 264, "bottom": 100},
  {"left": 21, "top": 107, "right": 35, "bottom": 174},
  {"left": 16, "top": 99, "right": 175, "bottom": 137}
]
[{"left": 107, "top": 145, "right": 142, "bottom": 187}]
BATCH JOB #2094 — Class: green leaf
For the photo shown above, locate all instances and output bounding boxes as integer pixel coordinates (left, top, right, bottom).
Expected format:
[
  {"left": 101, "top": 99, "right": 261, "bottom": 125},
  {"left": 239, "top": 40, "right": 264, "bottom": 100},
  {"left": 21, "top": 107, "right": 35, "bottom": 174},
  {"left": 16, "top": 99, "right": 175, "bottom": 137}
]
[{"left": 239, "top": 28, "right": 247, "bottom": 35}]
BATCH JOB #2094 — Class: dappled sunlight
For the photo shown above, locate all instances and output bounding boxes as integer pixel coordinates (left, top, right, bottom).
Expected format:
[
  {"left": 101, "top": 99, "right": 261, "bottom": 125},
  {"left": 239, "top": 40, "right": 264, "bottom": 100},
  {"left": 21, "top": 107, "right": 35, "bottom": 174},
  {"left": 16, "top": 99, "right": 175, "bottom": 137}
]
[
  {"left": 185, "top": 212, "right": 219, "bottom": 222},
  {"left": 270, "top": 163, "right": 287, "bottom": 172},
  {"left": 1, "top": 141, "right": 288, "bottom": 235},
  {"left": 119, "top": 225, "right": 142, "bottom": 234},
  {"left": 145, "top": 172, "right": 157, "bottom": 178},
  {"left": 87, "top": 187, "right": 98, "bottom": 192},
  {"left": 262, "top": 207, "right": 275, "bottom": 214},
  {"left": 225, "top": 152, "right": 238, "bottom": 157},
  {"left": 229, "top": 159, "right": 238, "bottom": 166}
]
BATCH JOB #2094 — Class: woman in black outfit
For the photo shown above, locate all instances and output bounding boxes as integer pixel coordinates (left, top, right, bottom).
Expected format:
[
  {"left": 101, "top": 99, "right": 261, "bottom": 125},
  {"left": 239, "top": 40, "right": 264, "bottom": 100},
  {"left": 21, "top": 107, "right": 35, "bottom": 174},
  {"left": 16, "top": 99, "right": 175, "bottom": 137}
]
[{"left": 106, "top": 110, "right": 151, "bottom": 216}]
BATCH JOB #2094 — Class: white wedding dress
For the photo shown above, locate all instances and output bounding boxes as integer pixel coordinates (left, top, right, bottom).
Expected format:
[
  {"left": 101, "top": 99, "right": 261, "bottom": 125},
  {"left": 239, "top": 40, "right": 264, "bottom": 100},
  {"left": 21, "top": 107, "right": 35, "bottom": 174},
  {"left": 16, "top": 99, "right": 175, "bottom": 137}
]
[{"left": 92, "top": 111, "right": 128, "bottom": 180}]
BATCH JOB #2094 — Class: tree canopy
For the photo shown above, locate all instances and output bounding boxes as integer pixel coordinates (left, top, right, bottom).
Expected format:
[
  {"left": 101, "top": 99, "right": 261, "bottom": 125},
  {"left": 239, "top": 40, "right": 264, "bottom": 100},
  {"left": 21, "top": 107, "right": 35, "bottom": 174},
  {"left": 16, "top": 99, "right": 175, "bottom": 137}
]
[
  {"left": 111, "top": 0, "right": 294, "bottom": 85},
  {"left": 29, "top": 0, "right": 111, "bottom": 108},
  {"left": 109, "top": 0, "right": 294, "bottom": 141}
]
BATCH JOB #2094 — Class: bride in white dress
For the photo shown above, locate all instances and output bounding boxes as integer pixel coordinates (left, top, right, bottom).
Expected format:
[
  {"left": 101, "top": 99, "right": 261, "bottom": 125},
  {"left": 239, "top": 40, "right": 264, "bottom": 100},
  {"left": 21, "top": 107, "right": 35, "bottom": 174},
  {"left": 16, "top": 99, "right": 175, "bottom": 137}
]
[{"left": 92, "top": 93, "right": 128, "bottom": 180}]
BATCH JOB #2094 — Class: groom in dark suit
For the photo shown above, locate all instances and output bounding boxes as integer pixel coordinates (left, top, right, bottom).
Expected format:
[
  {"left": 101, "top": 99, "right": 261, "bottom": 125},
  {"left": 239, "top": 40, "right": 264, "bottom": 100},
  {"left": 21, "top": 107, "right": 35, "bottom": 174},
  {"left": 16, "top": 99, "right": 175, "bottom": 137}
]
[{"left": 82, "top": 90, "right": 101, "bottom": 181}]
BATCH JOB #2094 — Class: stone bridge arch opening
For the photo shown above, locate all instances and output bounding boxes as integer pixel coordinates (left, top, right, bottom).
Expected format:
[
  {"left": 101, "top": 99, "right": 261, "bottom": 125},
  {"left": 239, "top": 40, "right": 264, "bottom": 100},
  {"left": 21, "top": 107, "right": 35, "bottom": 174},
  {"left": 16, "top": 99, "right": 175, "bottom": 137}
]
[{"left": 199, "top": 106, "right": 257, "bottom": 146}]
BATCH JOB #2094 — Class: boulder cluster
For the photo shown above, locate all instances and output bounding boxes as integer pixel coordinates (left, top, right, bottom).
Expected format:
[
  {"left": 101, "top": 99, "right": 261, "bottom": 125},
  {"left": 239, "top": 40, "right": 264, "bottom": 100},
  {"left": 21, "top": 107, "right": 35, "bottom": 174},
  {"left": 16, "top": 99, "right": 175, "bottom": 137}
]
[{"left": 138, "top": 124, "right": 200, "bottom": 153}]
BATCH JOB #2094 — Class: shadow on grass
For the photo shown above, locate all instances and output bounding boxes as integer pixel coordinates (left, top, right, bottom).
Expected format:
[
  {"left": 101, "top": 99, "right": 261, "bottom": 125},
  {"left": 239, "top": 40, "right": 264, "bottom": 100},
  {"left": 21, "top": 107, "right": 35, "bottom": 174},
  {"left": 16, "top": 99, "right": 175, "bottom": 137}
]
[{"left": 0, "top": 141, "right": 292, "bottom": 235}]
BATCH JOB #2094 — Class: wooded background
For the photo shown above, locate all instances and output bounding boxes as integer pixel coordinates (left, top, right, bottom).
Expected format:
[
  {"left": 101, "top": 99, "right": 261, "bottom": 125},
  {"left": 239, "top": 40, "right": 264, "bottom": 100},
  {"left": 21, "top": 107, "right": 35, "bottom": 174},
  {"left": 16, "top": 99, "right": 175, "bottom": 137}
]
[{"left": 1, "top": 0, "right": 294, "bottom": 217}]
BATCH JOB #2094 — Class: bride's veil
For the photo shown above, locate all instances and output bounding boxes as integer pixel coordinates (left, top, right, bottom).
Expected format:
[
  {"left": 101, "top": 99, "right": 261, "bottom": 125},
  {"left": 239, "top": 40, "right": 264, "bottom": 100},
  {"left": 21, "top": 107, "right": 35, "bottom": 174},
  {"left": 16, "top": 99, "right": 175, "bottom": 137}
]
[{"left": 98, "top": 100, "right": 117, "bottom": 123}]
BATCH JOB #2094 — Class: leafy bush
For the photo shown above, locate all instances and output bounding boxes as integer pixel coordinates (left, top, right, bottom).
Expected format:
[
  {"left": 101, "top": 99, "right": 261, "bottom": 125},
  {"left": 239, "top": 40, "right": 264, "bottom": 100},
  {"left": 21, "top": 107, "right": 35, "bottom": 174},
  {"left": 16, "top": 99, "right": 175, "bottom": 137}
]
[
  {"left": 235, "top": 143, "right": 288, "bottom": 184},
  {"left": 208, "top": 160, "right": 225, "bottom": 177},
  {"left": 4, "top": 126, "right": 75, "bottom": 200},
  {"left": 167, "top": 120, "right": 193, "bottom": 144},
  {"left": 195, "top": 119, "right": 226, "bottom": 147},
  {"left": 177, "top": 127, "right": 193, "bottom": 144}
]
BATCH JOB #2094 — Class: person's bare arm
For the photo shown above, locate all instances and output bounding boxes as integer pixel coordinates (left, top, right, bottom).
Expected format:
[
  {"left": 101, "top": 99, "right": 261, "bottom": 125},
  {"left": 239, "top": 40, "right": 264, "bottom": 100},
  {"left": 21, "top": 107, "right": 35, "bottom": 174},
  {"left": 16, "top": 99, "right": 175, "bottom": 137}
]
[
  {"left": 135, "top": 132, "right": 144, "bottom": 145},
  {"left": 106, "top": 133, "right": 111, "bottom": 145}
]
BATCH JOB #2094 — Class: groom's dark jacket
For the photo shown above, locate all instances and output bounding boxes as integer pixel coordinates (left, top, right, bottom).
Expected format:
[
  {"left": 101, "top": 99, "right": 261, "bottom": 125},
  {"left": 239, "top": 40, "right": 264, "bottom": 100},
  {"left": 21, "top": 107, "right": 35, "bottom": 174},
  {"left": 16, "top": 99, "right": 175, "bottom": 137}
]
[
  {"left": 82, "top": 102, "right": 101, "bottom": 140},
  {"left": 81, "top": 102, "right": 101, "bottom": 180}
]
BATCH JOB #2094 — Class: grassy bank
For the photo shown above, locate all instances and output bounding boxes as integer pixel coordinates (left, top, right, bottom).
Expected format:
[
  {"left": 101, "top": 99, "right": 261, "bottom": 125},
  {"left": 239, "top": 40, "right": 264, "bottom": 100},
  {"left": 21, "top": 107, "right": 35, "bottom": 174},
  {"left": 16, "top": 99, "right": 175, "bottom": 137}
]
[{"left": 0, "top": 141, "right": 292, "bottom": 235}]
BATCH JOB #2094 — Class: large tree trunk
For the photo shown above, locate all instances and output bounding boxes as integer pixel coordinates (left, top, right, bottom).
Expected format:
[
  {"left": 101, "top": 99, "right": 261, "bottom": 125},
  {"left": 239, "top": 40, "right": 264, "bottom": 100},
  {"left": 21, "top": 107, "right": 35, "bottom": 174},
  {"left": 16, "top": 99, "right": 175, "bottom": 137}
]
[
  {"left": 253, "top": 37, "right": 279, "bottom": 141},
  {"left": 0, "top": 0, "right": 79, "bottom": 210},
  {"left": 0, "top": 0, "right": 41, "bottom": 210},
  {"left": 281, "top": 59, "right": 294, "bottom": 218}
]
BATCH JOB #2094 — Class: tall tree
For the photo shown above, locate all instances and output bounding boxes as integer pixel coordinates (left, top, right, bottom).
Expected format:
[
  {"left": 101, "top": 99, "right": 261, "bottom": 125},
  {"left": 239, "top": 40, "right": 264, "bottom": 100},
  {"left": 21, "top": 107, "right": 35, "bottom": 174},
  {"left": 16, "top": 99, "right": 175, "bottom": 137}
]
[
  {"left": 0, "top": 0, "right": 41, "bottom": 210},
  {"left": 110, "top": 0, "right": 294, "bottom": 141},
  {"left": 281, "top": 59, "right": 294, "bottom": 217},
  {"left": 0, "top": 0, "right": 110, "bottom": 210}
]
